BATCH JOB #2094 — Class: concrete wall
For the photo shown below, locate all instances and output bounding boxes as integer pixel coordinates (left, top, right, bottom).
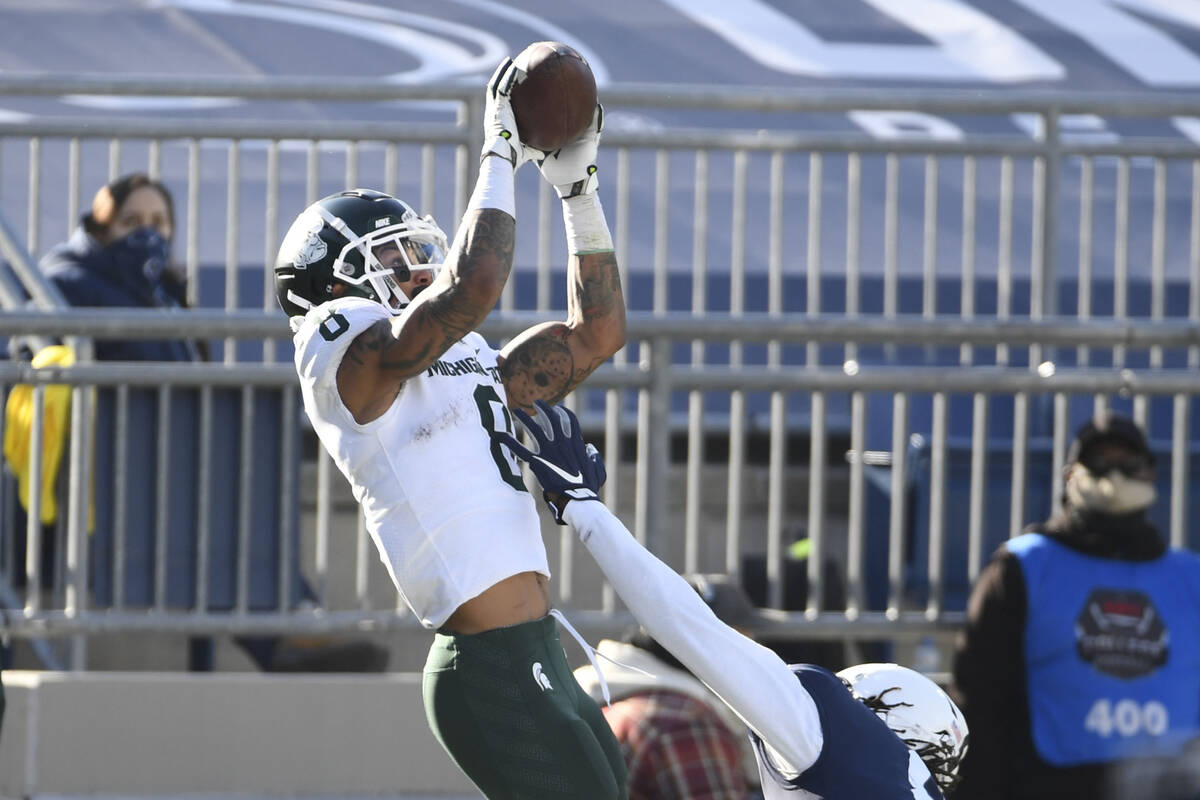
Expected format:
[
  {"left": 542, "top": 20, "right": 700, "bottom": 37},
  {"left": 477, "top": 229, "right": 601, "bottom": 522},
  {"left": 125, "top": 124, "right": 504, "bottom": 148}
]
[{"left": 0, "top": 671, "right": 479, "bottom": 797}]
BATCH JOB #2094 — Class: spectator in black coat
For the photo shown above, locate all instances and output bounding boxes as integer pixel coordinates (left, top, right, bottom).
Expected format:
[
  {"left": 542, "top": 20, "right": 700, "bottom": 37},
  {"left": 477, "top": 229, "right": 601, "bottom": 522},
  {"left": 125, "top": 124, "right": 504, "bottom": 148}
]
[
  {"left": 30, "top": 175, "right": 383, "bottom": 673},
  {"left": 39, "top": 172, "right": 201, "bottom": 361},
  {"left": 8, "top": 175, "right": 202, "bottom": 602}
]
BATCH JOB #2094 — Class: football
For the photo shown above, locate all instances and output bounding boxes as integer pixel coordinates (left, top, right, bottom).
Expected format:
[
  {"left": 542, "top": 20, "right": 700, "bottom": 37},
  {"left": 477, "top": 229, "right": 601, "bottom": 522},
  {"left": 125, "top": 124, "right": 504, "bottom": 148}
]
[{"left": 510, "top": 41, "right": 597, "bottom": 152}]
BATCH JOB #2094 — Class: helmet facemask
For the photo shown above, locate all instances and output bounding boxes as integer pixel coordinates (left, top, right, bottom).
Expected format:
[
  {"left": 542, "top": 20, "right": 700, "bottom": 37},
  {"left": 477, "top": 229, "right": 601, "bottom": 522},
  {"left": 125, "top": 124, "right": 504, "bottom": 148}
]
[{"left": 318, "top": 204, "right": 448, "bottom": 314}]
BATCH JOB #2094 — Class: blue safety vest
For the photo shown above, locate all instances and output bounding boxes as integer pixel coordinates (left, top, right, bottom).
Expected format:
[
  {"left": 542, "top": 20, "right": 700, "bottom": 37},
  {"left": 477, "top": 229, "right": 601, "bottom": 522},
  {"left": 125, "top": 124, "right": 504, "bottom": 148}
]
[{"left": 1008, "top": 533, "right": 1200, "bottom": 766}]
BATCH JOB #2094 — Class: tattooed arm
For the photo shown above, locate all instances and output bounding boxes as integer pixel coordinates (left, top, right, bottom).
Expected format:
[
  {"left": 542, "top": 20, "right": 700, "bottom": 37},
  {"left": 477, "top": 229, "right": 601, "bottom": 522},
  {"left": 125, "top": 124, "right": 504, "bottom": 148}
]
[
  {"left": 499, "top": 250, "right": 626, "bottom": 412},
  {"left": 336, "top": 208, "right": 514, "bottom": 423},
  {"left": 503, "top": 98, "right": 624, "bottom": 412}
]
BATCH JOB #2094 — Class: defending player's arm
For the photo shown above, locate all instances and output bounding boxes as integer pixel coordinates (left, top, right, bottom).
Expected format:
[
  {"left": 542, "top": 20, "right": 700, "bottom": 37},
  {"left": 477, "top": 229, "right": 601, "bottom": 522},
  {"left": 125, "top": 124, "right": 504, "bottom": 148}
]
[
  {"left": 337, "top": 59, "right": 535, "bottom": 421},
  {"left": 566, "top": 499, "right": 824, "bottom": 777},
  {"left": 500, "top": 403, "right": 824, "bottom": 774},
  {"left": 499, "top": 106, "right": 626, "bottom": 412}
]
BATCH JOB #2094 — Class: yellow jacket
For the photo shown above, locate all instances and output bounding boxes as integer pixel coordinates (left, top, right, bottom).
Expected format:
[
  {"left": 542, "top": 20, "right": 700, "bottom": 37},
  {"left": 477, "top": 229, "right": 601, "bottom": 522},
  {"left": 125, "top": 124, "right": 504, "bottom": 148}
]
[{"left": 3, "top": 345, "right": 75, "bottom": 524}]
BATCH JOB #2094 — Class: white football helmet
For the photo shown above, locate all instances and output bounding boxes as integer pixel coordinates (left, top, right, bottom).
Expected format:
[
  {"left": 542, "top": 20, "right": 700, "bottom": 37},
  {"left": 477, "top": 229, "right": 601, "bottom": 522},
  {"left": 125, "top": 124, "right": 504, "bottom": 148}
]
[{"left": 837, "top": 663, "right": 969, "bottom": 793}]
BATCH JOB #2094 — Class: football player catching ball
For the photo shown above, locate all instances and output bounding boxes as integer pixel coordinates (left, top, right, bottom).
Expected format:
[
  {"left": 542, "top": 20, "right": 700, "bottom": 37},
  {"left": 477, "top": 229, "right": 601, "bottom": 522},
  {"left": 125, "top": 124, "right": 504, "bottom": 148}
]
[{"left": 274, "top": 57, "right": 626, "bottom": 799}]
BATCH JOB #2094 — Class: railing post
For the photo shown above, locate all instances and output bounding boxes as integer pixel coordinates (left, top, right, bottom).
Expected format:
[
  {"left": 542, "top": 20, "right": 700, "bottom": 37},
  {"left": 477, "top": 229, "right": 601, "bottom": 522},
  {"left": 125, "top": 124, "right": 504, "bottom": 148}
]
[
  {"left": 65, "top": 337, "right": 92, "bottom": 670},
  {"left": 464, "top": 92, "right": 485, "bottom": 199},
  {"left": 65, "top": 383, "right": 91, "bottom": 669},
  {"left": 1043, "top": 107, "right": 1061, "bottom": 320},
  {"left": 646, "top": 336, "right": 672, "bottom": 557},
  {"left": 24, "top": 385, "right": 44, "bottom": 616},
  {"left": 0, "top": 210, "right": 67, "bottom": 310}
]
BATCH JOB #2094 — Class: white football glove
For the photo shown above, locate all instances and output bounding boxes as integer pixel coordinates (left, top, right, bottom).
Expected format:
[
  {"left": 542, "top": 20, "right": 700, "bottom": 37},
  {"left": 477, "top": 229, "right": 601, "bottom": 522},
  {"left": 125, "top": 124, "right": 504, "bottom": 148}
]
[
  {"left": 535, "top": 103, "right": 603, "bottom": 198},
  {"left": 481, "top": 58, "right": 535, "bottom": 169}
]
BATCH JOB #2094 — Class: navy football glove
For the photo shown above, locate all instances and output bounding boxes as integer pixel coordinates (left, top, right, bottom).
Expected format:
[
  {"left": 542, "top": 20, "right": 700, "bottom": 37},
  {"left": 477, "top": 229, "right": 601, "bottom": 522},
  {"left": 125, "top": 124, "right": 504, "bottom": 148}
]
[{"left": 496, "top": 400, "right": 606, "bottom": 525}]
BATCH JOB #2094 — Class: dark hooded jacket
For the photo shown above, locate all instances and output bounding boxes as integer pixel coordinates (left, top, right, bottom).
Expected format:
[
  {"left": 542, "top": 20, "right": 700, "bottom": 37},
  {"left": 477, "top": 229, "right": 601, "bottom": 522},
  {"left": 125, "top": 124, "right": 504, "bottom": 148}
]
[{"left": 39, "top": 227, "right": 199, "bottom": 362}]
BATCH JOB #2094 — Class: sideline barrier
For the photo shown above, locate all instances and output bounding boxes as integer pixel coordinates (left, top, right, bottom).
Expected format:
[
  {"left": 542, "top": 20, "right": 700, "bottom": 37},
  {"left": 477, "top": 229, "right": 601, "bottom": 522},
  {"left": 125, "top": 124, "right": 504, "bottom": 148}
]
[{"left": 0, "top": 670, "right": 476, "bottom": 797}]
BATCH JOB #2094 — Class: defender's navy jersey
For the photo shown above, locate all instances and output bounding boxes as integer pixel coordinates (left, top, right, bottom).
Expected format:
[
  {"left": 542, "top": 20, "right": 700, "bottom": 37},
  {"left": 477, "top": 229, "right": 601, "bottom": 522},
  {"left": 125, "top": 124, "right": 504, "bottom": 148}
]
[{"left": 750, "top": 665, "right": 943, "bottom": 799}]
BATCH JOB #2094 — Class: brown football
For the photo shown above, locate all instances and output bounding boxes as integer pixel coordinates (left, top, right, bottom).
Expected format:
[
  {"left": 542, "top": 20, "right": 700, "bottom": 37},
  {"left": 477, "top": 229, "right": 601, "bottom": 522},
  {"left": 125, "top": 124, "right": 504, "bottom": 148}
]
[{"left": 509, "top": 41, "right": 597, "bottom": 152}]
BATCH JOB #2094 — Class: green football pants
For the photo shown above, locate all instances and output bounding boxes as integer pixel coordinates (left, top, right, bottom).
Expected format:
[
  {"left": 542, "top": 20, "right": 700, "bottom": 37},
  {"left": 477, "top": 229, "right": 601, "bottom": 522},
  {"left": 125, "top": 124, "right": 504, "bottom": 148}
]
[{"left": 423, "top": 614, "right": 627, "bottom": 799}]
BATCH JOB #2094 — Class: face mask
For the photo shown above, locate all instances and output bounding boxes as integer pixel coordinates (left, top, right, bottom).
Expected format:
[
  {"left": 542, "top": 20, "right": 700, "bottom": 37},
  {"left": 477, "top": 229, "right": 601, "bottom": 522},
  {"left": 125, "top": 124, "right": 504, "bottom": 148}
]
[
  {"left": 1066, "top": 464, "right": 1157, "bottom": 514},
  {"left": 107, "top": 227, "right": 170, "bottom": 284}
]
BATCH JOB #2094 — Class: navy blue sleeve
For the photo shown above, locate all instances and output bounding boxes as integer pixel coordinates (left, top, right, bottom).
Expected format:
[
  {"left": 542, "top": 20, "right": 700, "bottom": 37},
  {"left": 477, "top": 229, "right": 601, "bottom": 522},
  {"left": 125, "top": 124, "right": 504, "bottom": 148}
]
[{"left": 45, "top": 264, "right": 103, "bottom": 307}]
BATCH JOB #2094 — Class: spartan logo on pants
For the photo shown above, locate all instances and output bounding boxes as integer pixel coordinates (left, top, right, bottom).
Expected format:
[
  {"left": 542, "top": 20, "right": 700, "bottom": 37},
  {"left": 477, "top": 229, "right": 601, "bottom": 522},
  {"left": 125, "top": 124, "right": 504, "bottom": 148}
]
[
  {"left": 532, "top": 662, "right": 553, "bottom": 691},
  {"left": 1075, "top": 589, "right": 1168, "bottom": 679}
]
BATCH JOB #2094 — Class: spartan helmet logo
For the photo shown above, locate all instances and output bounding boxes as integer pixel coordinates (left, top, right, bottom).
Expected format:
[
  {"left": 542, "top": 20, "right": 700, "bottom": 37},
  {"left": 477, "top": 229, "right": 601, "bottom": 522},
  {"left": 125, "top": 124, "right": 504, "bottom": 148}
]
[{"left": 290, "top": 209, "right": 328, "bottom": 269}]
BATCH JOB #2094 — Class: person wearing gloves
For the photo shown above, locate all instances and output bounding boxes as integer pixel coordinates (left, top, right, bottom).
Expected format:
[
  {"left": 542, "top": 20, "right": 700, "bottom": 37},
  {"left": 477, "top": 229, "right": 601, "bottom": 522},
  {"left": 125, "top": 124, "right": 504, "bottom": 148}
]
[
  {"left": 273, "top": 57, "right": 627, "bottom": 798},
  {"left": 952, "top": 411, "right": 1200, "bottom": 799},
  {"left": 500, "top": 401, "right": 969, "bottom": 799}
]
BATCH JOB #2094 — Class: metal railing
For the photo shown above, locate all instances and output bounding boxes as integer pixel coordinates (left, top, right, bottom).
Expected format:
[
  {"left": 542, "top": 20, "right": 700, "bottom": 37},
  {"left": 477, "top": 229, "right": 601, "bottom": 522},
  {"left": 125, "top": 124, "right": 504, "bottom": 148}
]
[
  {"left": 1, "top": 74, "right": 1198, "bottom": 324},
  {"left": 1, "top": 76, "right": 1199, "bottom": 658},
  {"left": 2, "top": 310, "right": 1198, "bottom": 649},
  {"left": 0, "top": 208, "right": 85, "bottom": 669}
]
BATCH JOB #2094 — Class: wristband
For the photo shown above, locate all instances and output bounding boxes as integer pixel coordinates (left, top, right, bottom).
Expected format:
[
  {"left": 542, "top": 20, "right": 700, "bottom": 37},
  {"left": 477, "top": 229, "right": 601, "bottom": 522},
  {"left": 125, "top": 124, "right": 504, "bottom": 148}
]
[
  {"left": 466, "top": 155, "right": 516, "bottom": 218},
  {"left": 562, "top": 192, "right": 614, "bottom": 255}
]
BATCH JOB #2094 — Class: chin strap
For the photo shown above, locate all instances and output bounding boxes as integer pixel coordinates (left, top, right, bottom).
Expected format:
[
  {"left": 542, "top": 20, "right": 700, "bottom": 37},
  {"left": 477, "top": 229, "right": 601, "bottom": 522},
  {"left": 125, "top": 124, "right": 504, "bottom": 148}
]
[{"left": 286, "top": 289, "right": 313, "bottom": 312}]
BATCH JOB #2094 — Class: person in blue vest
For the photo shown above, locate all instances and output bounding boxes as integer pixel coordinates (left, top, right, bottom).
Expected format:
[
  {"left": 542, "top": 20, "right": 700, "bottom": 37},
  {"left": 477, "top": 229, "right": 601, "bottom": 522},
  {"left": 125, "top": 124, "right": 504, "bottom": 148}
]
[
  {"left": 499, "top": 400, "right": 970, "bottom": 799},
  {"left": 951, "top": 411, "right": 1200, "bottom": 800}
]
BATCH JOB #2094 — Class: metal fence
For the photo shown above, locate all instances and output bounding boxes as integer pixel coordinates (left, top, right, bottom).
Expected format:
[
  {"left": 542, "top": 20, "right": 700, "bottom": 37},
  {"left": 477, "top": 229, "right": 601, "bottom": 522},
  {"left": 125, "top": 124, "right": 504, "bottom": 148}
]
[{"left": 1, "top": 76, "right": 1199, "bottom": 665}]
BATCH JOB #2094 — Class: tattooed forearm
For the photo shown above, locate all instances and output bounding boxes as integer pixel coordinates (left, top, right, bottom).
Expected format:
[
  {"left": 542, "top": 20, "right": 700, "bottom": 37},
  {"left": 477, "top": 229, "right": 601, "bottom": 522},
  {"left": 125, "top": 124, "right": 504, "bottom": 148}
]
[
  {"left": 572, "top": 251, "right": 623, "bottom": 322},
  {"left": 405, "top": 208, "right": 514, "bottom": 346},
  {"left": 498, "top": 252, "right": 625, "bottom": 410},
  {"left": 369, "top": 208, "right": 516, "bottom": 376},
  {"left": 333, "top": 207, "right": 519, "bottom": 422},
  {"left": 454, "top": 208, "right": 515, "bottom": 295},
  {"left": 567, "top": 251, "right": 626, "bottom": 361}
]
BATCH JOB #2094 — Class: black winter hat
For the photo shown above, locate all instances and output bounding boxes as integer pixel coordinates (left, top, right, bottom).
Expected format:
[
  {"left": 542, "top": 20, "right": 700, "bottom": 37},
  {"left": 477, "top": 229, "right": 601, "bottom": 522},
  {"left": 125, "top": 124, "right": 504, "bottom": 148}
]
[{"left": 1066, "top": 411, "right": 1154, "bottom": 467}]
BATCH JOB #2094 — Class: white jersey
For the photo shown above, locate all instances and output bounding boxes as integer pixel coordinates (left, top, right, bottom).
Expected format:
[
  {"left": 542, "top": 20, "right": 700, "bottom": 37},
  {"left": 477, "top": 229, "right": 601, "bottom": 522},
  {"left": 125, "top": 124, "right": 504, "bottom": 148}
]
[{"left": 292, "top": 297, "right": 547, "bottom": 628}]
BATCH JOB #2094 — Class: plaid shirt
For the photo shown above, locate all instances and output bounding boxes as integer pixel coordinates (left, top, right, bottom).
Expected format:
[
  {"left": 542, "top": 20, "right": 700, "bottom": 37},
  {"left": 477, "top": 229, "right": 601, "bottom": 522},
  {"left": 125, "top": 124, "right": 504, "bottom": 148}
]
[{"left": 603, "top": 689, "right": 749, "bottom": 800}]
